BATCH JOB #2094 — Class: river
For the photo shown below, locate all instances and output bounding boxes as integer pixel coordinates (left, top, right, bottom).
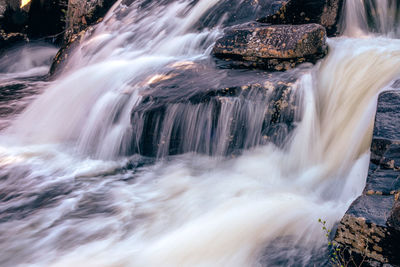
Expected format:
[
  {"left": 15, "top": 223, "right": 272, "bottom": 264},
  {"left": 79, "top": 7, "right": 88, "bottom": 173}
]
[{"left": 0, "top": 0, "right": 399, "bottom": 266}]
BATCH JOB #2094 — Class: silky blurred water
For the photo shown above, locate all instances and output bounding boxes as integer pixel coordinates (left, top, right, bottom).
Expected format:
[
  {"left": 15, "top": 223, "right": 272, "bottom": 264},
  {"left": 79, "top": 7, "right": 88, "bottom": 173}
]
[{"left": 0, "top": 0, "right": 400, "bottom": 266}]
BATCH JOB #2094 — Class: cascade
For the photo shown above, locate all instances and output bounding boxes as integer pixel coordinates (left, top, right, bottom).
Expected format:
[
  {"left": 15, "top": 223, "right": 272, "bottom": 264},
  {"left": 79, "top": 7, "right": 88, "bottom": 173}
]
[{"left": 0, "top": 0, "right": 399, "bottom": 266}]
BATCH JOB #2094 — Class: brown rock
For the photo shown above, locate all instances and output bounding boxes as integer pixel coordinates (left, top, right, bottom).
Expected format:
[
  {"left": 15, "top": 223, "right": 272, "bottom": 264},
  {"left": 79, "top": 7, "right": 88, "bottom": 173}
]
[
  {"left": 212, "top": 23, "right": 327, "bottom": 71},
  {"left": 64, "top": 0, "right": 117, "bottom": 43}
]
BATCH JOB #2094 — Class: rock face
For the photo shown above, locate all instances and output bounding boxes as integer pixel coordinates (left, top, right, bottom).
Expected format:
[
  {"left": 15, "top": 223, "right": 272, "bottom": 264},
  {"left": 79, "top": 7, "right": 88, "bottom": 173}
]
[
  {"left": 27, "top": 0, "right": 66, "bottom": 40},
  {"left": 0, "top": 0, "right": 29, "bottom": 51},
  {"left": 335, "top": 89, "right": 400, "bottom": 266},
  {"left": 0, "top": 30, "right": 27, "bottom": 51},
  {"left": 129, "top": 61, "right": 307, "bottom": 157},
  {"left": 257, "top": 0, "right": 345, "bottom": 36},
  {"left": 212, "top": 23, "right": 327, "bottom": 71},
  {"left": 64, "top": 0, "right": 117, "bottom": 42}
]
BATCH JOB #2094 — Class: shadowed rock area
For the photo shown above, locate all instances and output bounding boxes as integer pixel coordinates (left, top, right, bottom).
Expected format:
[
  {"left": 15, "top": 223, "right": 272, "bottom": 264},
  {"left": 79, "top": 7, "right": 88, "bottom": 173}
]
[
  {"left": 257, "top": 0, "right": 345, "bottom": 36},
  {"left": 213, "top": 23, "right": 327, "bottom": 71},
  {"left": 64, "top": 0, "right": 118, "bottom": 43},
  {"left": 335, "top": 89, "right": 400, "bottom": 267},
  {"left": 130, "top": 61, "right": 308, "bottom": 157}
]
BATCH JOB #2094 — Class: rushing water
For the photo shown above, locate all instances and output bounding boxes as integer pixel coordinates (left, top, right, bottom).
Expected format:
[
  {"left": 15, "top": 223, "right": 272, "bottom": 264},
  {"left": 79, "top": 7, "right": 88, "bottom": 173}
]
[{"left": 1, "top": 0, "right": 400, "bottom": 266}]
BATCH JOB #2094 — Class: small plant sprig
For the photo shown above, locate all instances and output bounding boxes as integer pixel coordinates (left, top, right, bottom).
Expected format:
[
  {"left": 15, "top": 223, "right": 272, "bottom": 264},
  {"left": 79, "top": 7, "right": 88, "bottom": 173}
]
[
  {"left": 318, "top": 219, "right": 367, "bottom": 267},
  {"left": 319, "top": 218, "right": 344, "bottom": 267}
]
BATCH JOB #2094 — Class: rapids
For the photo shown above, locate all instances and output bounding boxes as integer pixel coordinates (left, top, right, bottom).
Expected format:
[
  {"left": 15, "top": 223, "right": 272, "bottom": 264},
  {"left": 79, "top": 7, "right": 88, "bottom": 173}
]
[{"left": 0, "top": 0, "right": 400, "bottom": 266}]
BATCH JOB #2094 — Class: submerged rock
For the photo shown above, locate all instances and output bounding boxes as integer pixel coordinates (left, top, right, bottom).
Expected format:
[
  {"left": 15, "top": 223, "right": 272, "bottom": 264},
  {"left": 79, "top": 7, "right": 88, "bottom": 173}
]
[
  {"left": 257, "top": 0, "right": 345, "bottom": 36},
  {"left": 130, "top": 61, "right": 308, "bottom": 157},
  {"left": 213, "top": 23, "right": 327, "bottom": 71},
  {"left": 335, "top": 90, "right": 400, "bottom": 266}
]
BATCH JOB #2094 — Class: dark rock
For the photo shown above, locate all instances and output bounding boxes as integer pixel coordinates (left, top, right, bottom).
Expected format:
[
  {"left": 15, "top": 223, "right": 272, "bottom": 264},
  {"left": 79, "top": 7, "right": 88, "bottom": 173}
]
[
  {"left": 0, "top": 29, "right": 28, "bottom": 51},
  {"left": 130, "top": 61, "right": 307, "bottom": 157},
  {"left": 389, "top": 199, "right": 400, "bottom": 232},
  {"left": 27, "top": 0, "right": 66, "bottom": 40},
  {"left": 373, "top": 91, "right": 400, "bottom": 141},
  {"left": 212, "top": 23, "right": 327, "bottom": 71},
  {"left": 195, "top": 0, "right": 344, "bottom": 37},
  {"left": 64, "top": 0, "right": 117, "bottom": 43},
  {"left": 365, "top": 167, "right": 400, "bottom": 195},
  {"left": 335, "top": 90, "right": 400, "bottom": 267},
  {"left": 335, "top": 195, "right": 400, "bottom": 266},
  {"left": 257, "top": 0, "right": 345, "bottom": 36},
  {"left": 196, "top": 0, "right": 289, "bottom": 29},
  {"left": 50, "top": 27, "right": 94, "bottom": 76},
  {"left": 0, "top": 0, "right": 29, "bottom": 33}
]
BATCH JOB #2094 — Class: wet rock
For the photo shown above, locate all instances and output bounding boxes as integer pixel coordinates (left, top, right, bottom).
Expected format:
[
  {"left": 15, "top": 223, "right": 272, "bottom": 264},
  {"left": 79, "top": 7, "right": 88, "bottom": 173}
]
[
  {"left": 212, "top": 23, "right": 327, "bottom": 71},
  {"left": 335, "top": 90, "right": 400, "bottom": 266},
  {"left": 196, "top": 0, "right": 289, "bottom": 29},
  {"left": 0, "top": 29, "right": 27, "bottom": 51},
  {"left": 195, "top": 0, "right": 344, "bottom": 36},
  {"left": 130, "top": 61, "right": 308, "bottom": 157},
  {"left": 389, "top": 199, "right": 400, "bottom": 232},
  {"left": 64, "top": 0, "right": 117, "bottom": 43},
  {"left": 257, "top": 0, "right": 345, "bottom": 36},
  {"left": 50, "top": 27, "right": 94, "bottom": 76}
]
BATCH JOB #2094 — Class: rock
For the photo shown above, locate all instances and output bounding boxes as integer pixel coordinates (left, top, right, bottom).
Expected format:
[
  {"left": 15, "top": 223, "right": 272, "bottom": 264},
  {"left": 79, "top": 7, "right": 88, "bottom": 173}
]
[
  {"left": 27, "top": 0, "right": 66, "bottom": 40},
  {"left": 50, "top": 27, "right": 94, "bottom": 76},
  {"left": 195, "top": 0, "right": 344, "bottom": 36},
  {"left": 212, "top": 23, "right": 327, "bottom": 71},
  {"left": 0, "top": 29, "right": 27, "bottom": 51},
  {"left": 129, "top": 61, "right": 308, "bottom": 157},
  {"left": 64, "top": 0, "right": 117, "bottom": 43},
  {"left": 335, "top": 90, "right": 400, "bottom": 267},
  {"left": 389, "top": 199, "right": 400, "bottom": 232},
  {"left": 0, "top": 0, "right": 29, "bottom": 33},
  {"left": 196, "top": 0, "right": 291, "bottom": 29},
  {"left": 257, "top": 0, "right": 345, "bottom": 36}
]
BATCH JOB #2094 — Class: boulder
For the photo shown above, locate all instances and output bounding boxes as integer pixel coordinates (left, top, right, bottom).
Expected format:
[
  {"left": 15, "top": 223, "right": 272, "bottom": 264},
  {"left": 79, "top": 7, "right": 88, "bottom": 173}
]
[
  {"left": 335, "top": 90, "right": 400, "bottom": 266},
  {"left": 212, "top": 23, "right": 327, "bottom": 71},
  {"left": 257, "top": 0, "right": 345, "bottom": 36},
  {"left": 130, "top": 61, "right": 308, "bottom": 157}
]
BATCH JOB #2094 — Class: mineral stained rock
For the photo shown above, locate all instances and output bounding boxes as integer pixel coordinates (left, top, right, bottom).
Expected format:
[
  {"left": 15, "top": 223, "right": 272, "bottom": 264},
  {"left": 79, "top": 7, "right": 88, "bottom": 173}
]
[{"left": 212, "top": 23, "right": 327, "bottom": 71}]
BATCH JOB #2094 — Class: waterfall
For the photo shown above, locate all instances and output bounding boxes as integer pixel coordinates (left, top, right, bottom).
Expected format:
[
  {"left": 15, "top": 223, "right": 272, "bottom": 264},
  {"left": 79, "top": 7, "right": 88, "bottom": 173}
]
[
  {"left": 344, "top": 0, "right": 400, "bottom": 37},
  {"left": 0, "top": 0, "right": 400, "bottom": 266}
]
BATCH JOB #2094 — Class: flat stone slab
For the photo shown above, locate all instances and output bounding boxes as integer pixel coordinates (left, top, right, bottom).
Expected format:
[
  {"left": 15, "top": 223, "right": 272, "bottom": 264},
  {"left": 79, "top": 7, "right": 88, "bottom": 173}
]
[{"left": 212, "top": 23, "right": 327, "bottom": 71}]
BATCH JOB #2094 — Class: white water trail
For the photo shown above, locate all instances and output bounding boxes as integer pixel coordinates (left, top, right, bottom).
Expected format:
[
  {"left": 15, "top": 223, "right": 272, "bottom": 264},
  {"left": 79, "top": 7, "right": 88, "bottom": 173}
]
[
  {"left": 344, "top": 0, "right": 400, "bottom": 38},
  {"left": 11, "top": 38, "right": 397, "bottom": 267},
  {"left": 0, "top": 43, "right": 58, "bottom": 81},
  {"left": 4, "top": 0, "right": 223, "bottom": 159}
]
